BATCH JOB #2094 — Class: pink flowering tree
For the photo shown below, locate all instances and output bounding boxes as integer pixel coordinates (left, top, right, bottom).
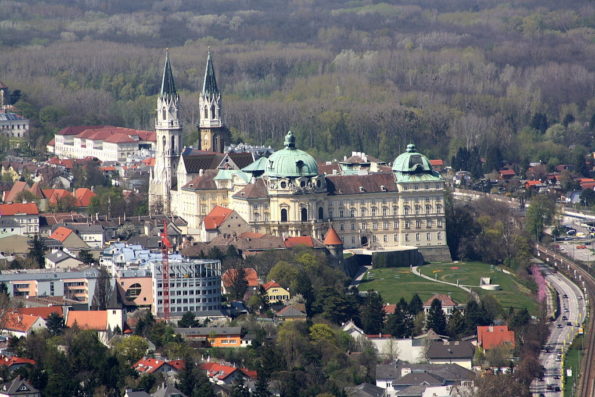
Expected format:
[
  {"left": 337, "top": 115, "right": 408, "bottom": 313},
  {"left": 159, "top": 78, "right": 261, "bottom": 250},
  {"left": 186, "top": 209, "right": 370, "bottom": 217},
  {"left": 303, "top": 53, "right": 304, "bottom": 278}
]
[{"left": 532, "top": 265, "right": 547, "bottom": 303}]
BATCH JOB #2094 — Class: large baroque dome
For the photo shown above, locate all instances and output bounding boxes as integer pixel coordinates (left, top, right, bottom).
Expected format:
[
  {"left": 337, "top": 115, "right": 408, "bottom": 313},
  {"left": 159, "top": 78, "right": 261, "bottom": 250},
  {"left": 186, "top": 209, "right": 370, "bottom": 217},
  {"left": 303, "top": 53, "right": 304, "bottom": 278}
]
[
  {"left": 264, "top": 131, "right": 319, "bottom": 178},
  {"left": 392, "top": 144, "right": 434, "bottom": 173}
]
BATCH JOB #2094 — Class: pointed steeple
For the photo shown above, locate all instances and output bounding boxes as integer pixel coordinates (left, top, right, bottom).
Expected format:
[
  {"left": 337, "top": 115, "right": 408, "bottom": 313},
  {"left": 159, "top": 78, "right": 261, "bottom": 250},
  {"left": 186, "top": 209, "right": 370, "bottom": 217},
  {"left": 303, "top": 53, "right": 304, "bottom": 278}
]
[
  {"left": 160, "top": 49, "right": 177, "bottom": 98},
  {"left": 202, "top": 49, "right": 219, "bottom": 96}
]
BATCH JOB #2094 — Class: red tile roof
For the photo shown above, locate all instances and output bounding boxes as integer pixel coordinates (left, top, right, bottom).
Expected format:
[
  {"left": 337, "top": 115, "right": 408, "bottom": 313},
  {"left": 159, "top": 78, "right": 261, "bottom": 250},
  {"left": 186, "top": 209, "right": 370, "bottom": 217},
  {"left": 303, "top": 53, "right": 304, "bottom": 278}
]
[
  {"left": 66, "top": 311, "right": 108, "bottom": 331},
  {"left": 42, "top": 189, "right": 72, "bottom": 206},
  {"left": 3, "top": 181, "right": 28, "bottom": 203},
  {"left": 49, "top": 226, "right": 73, "bottom": 242},
  {"left": 477, "top": 325, "right": 515, "bottom": 350},
  {"left": 16, "top": 306, "right": 63, "bottom": 320},
  {"left": 323, "top": 226, "right": 343, "bottom": 245},
  {"left": 0, "top": 355, "right": 36, "bottom": 367},
  {"left": 499, "top": 169, "right": 516, "bottom": 176},
  {"left": 383, "top": 304, "right": 397, "bottom": 315},
  {"left": 524, "top": 180, "right": 542, "bottom": 187},
  {"left": 74, "top": 188, "right": 96, "bottom": 207},
  {"left": 430, "top": 159, "right": 444, "bottom": 166},
  {"left": 423, "top": 294, "right": 458, "bottom": 307},
  {"left": 262, "top": 280, "right": 282, "bottom": 291},
  {"left": 284, "top": 236, "right": 315, "bottom": 248},
  {"left": 203, "top": 206, "right": 233, "bottom": 230},
  {"left": 133, "top": 357, "right": 183, "bottom": 374},
  {"left": 222, "top": 268, "right": 259, "bottom": 288},
  {"left": 201, "top": 362, "right": 257, "bottom": 380},
  {"left": 0, "top": 203, "right": 39, "bottom": 216},
  {"left": 1, "top": 312, "right": 43, "bottom": 333}
]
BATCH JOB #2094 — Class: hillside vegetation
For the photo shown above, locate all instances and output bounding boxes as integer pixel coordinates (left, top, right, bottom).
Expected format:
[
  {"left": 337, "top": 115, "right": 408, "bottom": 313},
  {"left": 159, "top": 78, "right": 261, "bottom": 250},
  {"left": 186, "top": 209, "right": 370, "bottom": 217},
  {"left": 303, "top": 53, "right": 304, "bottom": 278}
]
[{"left": 1, "top": 0, "right": 594, "bottom": 167}]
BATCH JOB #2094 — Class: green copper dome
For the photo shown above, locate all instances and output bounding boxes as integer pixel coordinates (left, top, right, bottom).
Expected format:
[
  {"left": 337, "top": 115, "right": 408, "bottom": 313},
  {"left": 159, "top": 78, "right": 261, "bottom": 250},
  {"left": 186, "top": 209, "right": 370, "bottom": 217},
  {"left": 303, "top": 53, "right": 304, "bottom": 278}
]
[
  {"left": 264, "top": 131, "right": 319, "bottom": 178},
  {"left": 392, "top": 144, "right": 434, "bottom": 173}
]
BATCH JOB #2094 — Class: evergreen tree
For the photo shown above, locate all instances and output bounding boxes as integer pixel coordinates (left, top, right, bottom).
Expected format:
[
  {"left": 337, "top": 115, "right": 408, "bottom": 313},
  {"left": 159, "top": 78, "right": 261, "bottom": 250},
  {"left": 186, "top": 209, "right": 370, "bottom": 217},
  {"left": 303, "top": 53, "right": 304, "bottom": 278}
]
[
  {"left": 464, "top": 300, "right": 492, "bottom": 335},
  {"left": 408, "top": 294, "right": 423, "bottom": 315},
  {"left": 530, "top": 113, "right": 548, "bottom": 133},
  {"left": 361, "top": 292, "right": 385, "bottom": 334},
  {"left": 426, "top": 299, "right": 447, "bottom": 335},
  {"left": 228, "top": 267, "right": 248, "bottom": 301},
  {"left": 253, "top": 367, "right": 272, "bottom": 397},
  {"left": 446, "top": 308, "right": 465, "bottom": 339},
  {"left": 27, "top": 235, "right": 45, "bottom": 268},
  {"left": 292, "top": 270, "right": 315, "bottom": 317},
  {"left": 385, "top": 304, "right": 413, "bottom": 338},
  {"left": 178, "top": 312, "right": 198, "bottom": 328},
  {"left": 46, "top": 312, "right": 66, "bottom": 336}
]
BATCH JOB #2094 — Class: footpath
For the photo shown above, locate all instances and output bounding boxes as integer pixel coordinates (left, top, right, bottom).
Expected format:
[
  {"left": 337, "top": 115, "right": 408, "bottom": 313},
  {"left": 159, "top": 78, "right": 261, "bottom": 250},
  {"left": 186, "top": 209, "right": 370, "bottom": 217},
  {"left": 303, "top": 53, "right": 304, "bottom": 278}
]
[{"left": 411, "top": 265, "right": 480, "bottom": 302}]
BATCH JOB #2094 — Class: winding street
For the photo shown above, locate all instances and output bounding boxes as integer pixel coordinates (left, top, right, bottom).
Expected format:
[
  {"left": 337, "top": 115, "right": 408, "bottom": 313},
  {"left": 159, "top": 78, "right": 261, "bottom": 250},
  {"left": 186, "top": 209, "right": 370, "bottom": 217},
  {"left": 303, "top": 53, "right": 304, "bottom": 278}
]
[{"left": 531, "top": 262, "right": 586, "bottom": 396}]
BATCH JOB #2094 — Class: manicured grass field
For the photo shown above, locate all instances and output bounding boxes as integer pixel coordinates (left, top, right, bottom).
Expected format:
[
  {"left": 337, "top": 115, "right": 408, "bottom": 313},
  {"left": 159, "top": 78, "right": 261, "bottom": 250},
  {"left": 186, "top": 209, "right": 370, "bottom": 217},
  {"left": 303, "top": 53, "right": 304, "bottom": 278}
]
[
  {"left": 419, "top": 262, "right": 539, "bottom": 314},
  {"left": 358, "top": 267, "right": 472, "bottom": 304}
]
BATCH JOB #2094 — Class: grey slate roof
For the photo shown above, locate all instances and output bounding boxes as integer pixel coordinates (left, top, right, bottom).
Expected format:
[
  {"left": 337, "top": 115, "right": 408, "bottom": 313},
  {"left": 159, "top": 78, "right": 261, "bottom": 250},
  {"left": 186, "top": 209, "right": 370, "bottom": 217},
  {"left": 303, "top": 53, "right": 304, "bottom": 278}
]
[
  {"left": 232, "top": 179, "right": 268, "bottom": 199},
  {"left": 326, "top": 173, "right": 397, "bottom": 195},
  {"left": 376, "top": 363, "right": 401, "bottom": 380},
  {"left": 345, "top": 383, "right": 385, "bottom": 397},
  {"left": 396, "top": 385, "right": 426, "bottom": 397},
  {"left": 426, "top": 340, "right": 474, "bottom": 360},
  {"left": 202, "top": 50, "right": 219, "bottom": 96},
  {"left": 151, "top": 383, "right": 186, "bottom": 397},
  {"left": 0, "top": 376, "right": 40, "bottom": 395},
  {"left": 45, "top": 250, "right": 78, "bottom": 264},
  {"left": 160, "top": 51, "right": 177, "bottom": 97}
]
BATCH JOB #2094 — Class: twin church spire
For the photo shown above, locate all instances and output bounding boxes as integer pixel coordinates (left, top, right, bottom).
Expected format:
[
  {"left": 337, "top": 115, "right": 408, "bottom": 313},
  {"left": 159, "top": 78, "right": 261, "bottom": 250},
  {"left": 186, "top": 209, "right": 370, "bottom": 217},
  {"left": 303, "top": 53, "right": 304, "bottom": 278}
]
[{"left": 149, "top": 49, "right": 228, "bottom": 214}]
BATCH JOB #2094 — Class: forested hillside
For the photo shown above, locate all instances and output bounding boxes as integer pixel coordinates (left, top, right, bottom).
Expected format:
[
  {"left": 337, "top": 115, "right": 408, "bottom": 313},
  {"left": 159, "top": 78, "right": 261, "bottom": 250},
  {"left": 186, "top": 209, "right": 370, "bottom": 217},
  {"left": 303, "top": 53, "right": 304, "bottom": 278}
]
[{"left": 1, "top": 0, "right": 594, "bottom": 167}]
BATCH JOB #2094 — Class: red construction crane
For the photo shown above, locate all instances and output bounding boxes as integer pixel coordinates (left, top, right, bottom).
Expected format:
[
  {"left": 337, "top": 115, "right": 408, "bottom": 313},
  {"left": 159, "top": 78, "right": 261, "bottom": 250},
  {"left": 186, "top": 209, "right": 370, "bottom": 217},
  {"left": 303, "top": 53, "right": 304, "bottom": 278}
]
[{"left": 160, "top": 220, "right": 173, "bottom": 321}]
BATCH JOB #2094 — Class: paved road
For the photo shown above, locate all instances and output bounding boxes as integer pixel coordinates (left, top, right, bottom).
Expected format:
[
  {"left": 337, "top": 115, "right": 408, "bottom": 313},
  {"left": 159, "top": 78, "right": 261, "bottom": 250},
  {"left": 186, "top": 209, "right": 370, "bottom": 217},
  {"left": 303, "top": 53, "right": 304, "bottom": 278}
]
[{"left": 531, "top": 263, "right": 586, "bottom": 396}]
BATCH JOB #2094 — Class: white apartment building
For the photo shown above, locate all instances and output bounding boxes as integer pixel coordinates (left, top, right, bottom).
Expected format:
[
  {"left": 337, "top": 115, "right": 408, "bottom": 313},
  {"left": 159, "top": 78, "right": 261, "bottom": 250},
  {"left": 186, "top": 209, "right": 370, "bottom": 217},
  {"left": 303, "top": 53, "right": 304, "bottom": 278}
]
[
  {"left": 50, "top": 126, "right": 155, "bottom": 162},
  {"left": 0, "top": 112, "right": 29, "bottom": 139}
]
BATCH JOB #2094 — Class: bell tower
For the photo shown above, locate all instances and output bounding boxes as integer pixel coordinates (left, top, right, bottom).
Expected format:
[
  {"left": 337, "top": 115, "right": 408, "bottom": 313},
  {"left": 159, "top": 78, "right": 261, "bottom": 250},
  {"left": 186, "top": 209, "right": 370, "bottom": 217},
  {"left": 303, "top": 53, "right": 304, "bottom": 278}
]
[
  {"left": 198, "top": 50, "right": 229, "bottom": 152},
  {"left": 149, "top": 50, "right": 182, "bottom": 215}
]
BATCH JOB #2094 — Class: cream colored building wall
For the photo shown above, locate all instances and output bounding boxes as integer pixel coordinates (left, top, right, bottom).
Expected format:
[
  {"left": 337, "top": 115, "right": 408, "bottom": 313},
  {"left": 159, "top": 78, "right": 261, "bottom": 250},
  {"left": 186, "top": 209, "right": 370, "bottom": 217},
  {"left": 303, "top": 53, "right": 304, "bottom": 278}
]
[
  {"left": 396, "top": 180, "right": 446, "bottom": 248},
  {"left": 172, "top": 188, "right": 228, "bottom": 237}
]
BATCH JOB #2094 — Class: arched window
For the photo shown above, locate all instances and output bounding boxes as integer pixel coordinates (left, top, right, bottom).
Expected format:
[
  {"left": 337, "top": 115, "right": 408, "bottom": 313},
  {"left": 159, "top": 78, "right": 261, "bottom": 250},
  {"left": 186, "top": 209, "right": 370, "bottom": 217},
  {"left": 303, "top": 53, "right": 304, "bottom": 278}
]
[
  {"left": 171, "top": 136, "right": 175, "bottom": 155},
  {"left": 318, "top": 207, "right": 323, "bottom": 220},
  {"left": 382, "top": 207, "right": 388, "bottom": 216},
  {"left": 281, "top": 208, "right": 288, "bottom": 222},
  {"left": 361, "top": 208, "right": 367, "bottom": 217},
  {"left": 211, "top": 104, "right": 216, "bottom": 119},
  {"left": 162, "top": 136, "right": 166, "bottom": 152},
  {"left": 301, "top": 208, "right": 308, "bottom": 222},
  {"left": 371, "top": 207, "right": 377, "bottom": 217},
  {"left": 162, "top": 108, "right": 166, "bottom": 120},
  {"left": 426, "top": 205, "right": 431, "bottom": 213},
  {"left": 204, "top": 106, "right": 208, "bottom": 119},
  {"left": 350, "top": 208, "right": 356, "bottom": 218},
  {"left": 404, "top": 206, "right": 410, "bottom": 215}
]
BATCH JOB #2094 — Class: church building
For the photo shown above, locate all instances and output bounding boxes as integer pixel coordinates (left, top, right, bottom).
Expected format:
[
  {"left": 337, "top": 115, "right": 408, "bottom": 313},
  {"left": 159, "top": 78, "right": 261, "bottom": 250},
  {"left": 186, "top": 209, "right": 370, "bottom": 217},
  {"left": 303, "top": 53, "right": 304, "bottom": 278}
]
[{"left": 149, "top": 51, "right": 451, "bottom": 262}]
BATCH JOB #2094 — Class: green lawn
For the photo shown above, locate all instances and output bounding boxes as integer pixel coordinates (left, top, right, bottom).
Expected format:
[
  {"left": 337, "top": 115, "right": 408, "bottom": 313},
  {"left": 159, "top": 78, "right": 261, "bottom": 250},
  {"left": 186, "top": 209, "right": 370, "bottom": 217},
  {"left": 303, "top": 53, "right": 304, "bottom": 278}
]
[
  {"left": 419, "top": 262, "right": 539, "bottom": 315},
  {"left": 358, "top": 267, "right": 472, "bottom": 304},
  {"left": 564, "top": 334, "right": 584, "bottom": 397}
]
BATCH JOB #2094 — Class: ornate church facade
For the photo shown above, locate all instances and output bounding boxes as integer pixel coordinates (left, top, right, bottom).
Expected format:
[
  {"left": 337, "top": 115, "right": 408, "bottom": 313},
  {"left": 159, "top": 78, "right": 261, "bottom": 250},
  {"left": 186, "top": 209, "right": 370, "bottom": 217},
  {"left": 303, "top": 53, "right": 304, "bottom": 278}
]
[{"left": 149, "top": 51, "right": 450, "bottom": 261}]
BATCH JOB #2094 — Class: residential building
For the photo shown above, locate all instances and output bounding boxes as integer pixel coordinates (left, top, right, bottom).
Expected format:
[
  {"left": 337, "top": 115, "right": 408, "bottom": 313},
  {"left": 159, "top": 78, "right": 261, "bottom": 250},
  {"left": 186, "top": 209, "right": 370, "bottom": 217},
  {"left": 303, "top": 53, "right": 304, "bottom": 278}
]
[
  {"left": 0, "top": 268, "right": 100, "bottom": 304},
  {"left": 344, "top": 383, "right": 385, "bottom": 397},
  {"left": 275, "top": 304, "right": 307, "bottom": 321},
  {"left": 50, "top": 125, "right": 155, "bottom": 162},
  {"left": 0, "top": 356, "right": 37, "bottom": 372},
  {"left": 175, "top": 326, "right": 245, "bottom": 348},
  {"left": 426, "top": 340, "right": 475, "bottom": 369},
  {"left": 477, "top": 325, "right": 515, "bottom": 350},
  {"left": 49, "top": 226, "right": 90, "bottom": 254},
  {"left": 0, "top": 113, "right": 29, "bottom": 140},
  {"left": 375, "top": 362, "right": 475, "bottom": 397},
  {"left": 262, "top": 280, "right": 290, "bottom": 304},
  {"left": 0, "top": 312, "right": 46, "bottom": 338},
  {"left": 0, "top": 376, "right": 40, "bottom": 397},
  {"left": 44, "top": 249, "right": 84, "bottom": 270},
  {"left": 66, "top": 309, "right": 124, "bottom": 344},
  {"left": 423, "top": 294, "right": 462, "bottom": 317},
  {"left": 133, "top": 358, "right": 185, "bottom": 375},
  {"left": 151, "top": 258, "right": 222, "bottom": 317},
  {"left": 0, "top": 203, "right": 39, "bottom": 235},
  {"left": 200, "top": 205, "right": 251, "bottom": 242},
  {"left": 200, "top": 361, "right": 257, "bottom": 385}
]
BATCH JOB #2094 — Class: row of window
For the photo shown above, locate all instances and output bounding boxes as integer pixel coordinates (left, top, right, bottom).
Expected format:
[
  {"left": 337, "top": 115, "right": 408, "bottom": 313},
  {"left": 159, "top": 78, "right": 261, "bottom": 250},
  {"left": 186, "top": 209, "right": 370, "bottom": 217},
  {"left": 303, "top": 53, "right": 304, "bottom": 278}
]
[
  {"left": 157, "top": 280, "right": 218, "bottom": 288},
  {"left": 0, "top": 124, "right": 27, "bottom": 129},
  {"left": 348, "top": 231, "right": 443, "bottom": 244},
  {"left": 156, "top": 304, "right": 218, "bottom": 312},
  {"left": 157, "top": 297, "right": 219, "bottom": 304},
  {"left": 157, "top": 288, "right": 219, "bottom": 296},
  {"left": 338, "top": 218, "right": 443, "bottom": 231}
]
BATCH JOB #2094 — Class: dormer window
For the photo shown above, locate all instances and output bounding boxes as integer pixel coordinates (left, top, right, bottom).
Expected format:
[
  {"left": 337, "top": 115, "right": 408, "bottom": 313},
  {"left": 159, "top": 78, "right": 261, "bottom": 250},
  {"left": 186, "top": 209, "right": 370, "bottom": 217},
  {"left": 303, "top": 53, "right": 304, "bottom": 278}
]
[{"left": 359, "top": 186, "right": 365, "bottom": 192}]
